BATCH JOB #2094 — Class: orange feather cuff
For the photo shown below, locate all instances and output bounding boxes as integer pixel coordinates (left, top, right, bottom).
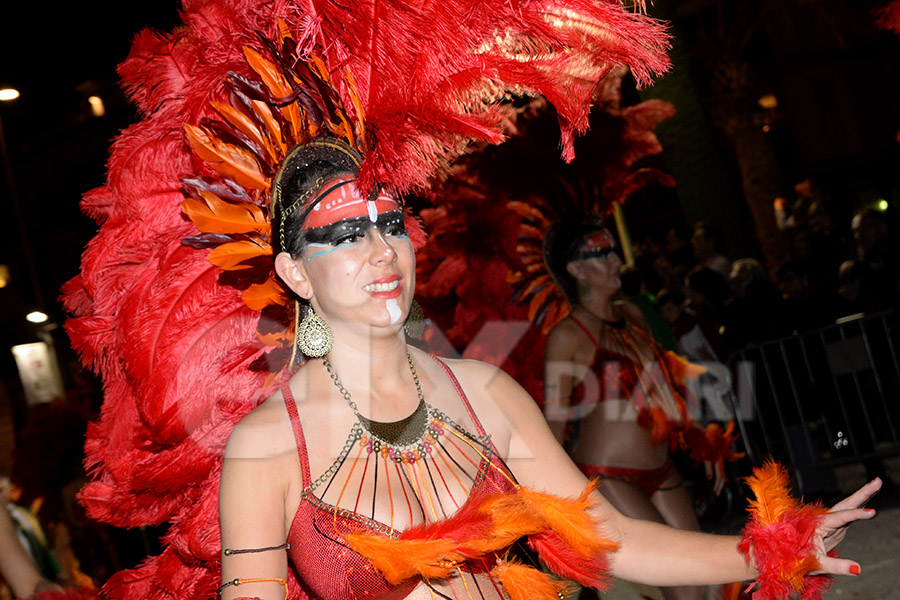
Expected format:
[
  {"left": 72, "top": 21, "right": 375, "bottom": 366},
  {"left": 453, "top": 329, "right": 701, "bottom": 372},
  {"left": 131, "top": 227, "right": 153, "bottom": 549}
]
[{"left": 738, "top": 461, "right": 832, "bottom": 600}]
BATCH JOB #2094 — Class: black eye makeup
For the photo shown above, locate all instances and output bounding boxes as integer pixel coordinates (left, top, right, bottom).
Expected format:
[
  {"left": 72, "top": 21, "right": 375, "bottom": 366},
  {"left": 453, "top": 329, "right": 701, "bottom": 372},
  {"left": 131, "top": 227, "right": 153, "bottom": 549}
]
[
  {"left": 578, "top": 246, "right": 617, "bottom": 260},
  {"left": 303, "top": 211, "right": 406, "bottom": 247}
]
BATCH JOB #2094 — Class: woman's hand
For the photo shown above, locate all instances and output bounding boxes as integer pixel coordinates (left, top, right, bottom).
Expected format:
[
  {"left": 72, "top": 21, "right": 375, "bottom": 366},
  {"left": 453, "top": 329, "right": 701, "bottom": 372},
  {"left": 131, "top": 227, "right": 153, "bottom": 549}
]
[
  {"left": 704, "top": 459, "right": 725, "bottom": 496},
  {"left": 813, "top": 477, "right": 882, "bottom": 575}
]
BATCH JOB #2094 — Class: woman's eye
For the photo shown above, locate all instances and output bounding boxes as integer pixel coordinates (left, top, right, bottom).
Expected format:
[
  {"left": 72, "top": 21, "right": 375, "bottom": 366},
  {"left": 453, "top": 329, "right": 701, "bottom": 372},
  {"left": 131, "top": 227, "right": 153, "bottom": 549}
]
[
  {"left": 334, "top": 233, "right": 362, "bottom": 245},
  {"left": 384, "top": 223, "right": 406, "bottom": 236}
]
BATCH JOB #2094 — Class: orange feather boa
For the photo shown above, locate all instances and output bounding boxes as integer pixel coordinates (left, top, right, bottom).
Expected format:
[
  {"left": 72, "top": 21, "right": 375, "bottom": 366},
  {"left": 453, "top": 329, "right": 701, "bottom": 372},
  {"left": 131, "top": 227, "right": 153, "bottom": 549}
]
[{"left": 344, "top": 481, "right": 618, "bottom": 599}]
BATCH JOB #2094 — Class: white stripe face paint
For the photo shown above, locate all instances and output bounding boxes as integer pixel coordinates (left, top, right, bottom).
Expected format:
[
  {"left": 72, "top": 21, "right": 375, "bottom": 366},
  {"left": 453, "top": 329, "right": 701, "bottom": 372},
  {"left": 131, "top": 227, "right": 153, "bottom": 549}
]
[{"left": 386, "top": 298, "right": 402, "bottom": 324}]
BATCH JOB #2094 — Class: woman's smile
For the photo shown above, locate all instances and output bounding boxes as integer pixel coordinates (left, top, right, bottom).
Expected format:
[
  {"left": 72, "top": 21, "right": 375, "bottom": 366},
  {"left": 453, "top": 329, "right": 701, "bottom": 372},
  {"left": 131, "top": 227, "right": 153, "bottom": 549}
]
[{"left": 363, "top": 275, "right": 403, "bottom": 298}]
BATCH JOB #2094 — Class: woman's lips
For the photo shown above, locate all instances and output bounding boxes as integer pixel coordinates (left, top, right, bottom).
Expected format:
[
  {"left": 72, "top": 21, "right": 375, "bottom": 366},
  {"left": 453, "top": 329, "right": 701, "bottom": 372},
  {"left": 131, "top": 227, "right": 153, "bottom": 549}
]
[{"left": 363, "top": 275, "right": 402, "bottom": 298}]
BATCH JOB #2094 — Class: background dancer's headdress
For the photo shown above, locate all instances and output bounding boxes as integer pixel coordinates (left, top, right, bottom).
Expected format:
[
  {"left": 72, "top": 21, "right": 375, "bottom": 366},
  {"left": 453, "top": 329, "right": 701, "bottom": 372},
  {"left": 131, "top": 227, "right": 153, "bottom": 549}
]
[
  {"left": 507, "top": 72, "right": 676, "bottom": 332},
  {"left": 876, "top": 0, "right": 900, "bottom": 34},
  {"left": 61, "top": 1, "right": 669, "bottom": 599}
]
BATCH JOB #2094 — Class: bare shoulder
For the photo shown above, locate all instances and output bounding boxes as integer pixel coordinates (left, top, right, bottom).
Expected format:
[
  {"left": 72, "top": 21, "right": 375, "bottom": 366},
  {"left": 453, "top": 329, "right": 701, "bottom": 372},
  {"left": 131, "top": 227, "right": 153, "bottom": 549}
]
[
  {"left": 547, "top": 316, "right": 582, "bottom": 340},
  {"left": 545, "top": 316, "right": 585, "bottom": 358},
  {"left": 435, "top": 357, "right": 543, "bottom": 424},
  {"left": 224, "top": 389, "right": 299, "bottom": 461},
  {"left": 435, "top": 356, "right": 519, "bottom": 396},
  {"left": 617, "top": 300, "right": 648, "bottom": 327}
]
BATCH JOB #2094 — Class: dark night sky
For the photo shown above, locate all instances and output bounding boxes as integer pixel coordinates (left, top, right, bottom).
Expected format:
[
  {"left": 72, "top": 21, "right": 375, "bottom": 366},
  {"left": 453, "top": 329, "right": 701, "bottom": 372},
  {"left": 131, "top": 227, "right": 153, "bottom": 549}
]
[{"left": 0, "top": 4, "right": 181, "bottom": 380}]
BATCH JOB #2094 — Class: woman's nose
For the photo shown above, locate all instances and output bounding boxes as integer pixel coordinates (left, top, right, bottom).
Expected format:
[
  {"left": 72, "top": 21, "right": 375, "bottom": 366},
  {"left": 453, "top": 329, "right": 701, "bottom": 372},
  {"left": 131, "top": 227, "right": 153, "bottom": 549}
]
[{"left": 368, "top": 229, "right": 397, "bottom": 264}]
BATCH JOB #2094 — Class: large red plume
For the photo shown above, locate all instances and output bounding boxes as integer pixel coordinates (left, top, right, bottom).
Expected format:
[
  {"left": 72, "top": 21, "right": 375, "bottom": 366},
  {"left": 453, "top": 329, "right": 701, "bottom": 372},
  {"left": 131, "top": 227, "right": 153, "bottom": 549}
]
[{"left": 62, "top": 1, "right": 669, "bottom": 599}]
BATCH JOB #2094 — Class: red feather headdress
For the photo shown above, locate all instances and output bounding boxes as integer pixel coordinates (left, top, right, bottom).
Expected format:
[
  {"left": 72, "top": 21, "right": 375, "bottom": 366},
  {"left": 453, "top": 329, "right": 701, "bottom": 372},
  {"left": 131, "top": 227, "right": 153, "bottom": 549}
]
[
  {"left": 62, "top": 1, "right": 669, "bottom": 599},
  {"left": 876, "top": 0, "right": 900, "bottom": 35}
]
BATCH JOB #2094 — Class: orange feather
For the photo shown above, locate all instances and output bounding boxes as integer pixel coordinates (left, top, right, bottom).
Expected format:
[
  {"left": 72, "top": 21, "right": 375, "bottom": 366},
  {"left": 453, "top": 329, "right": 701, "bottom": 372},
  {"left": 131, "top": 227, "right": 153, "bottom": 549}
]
[
  {"left": 243, "top": 46, "right": 292, "bottom": 98},
  {"left": 343, "top": 533, "right": 463, "bottom": 584},
  {"left": 211, "top": 101, "right": 278, "bottom": 164},
  {"left": 208, "top": 239, "right": 271, "bottom": 271},
  {"left": 181, "top": 192, "right": 268, "bottom": 235},
  {"left": 491, "top": 560, "right": 572, "bottom": 600},
  {"left": 462, "top": 494, "right": 544, "bottom": 555},
  {"left": 519, "top": 277, "right": 551, "bottom": 301},
  {"left": 241, "top": 278, "right": 288, "bottom": 311},
  {"left": 542, "top": 303, "right": 570, "bottom": 334},
  {"left": 248, "top": 98, "right": 287, "bottom": 155},
  {"left": 241, "top": 46, "right": 308, "bottom": 142},
  {"left": 527, "top": 285, "right": 555, "bottom": 322},
  {"left": 516, "top": 482, "right": 617, "bottom": 557},
  {"left": 183, "top": 125, "right": 268, "bottom": 191},
  {"left": 343, "top": 67, "right": 367, "bottom": 145},
  {"left": 744, "top": 460, "right": 798, "bottom": 526}
]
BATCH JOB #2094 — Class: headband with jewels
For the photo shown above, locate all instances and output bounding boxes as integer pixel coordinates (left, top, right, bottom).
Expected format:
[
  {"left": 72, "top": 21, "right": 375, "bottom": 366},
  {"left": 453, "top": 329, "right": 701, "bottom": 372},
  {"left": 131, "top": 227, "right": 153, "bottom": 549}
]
[{"left": 179, "top": 37, "right": 423, "bottom": 316}]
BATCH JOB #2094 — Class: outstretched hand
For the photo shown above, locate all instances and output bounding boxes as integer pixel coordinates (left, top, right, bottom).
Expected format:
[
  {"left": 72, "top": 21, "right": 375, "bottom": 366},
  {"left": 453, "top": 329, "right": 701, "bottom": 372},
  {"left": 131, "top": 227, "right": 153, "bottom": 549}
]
[
  {"left": 813, "top": 477, "right": 882, "bottom": 576},
  {"left": 704, "top": 459, "right": 726, "bottom": 496}
]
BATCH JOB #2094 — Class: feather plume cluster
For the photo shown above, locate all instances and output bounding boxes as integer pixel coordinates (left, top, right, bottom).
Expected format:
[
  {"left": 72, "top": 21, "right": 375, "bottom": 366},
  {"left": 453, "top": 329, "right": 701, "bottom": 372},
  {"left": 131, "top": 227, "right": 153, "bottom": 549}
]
[
  {"left": 875, "top": 2, "right": 900, "bottom": 142},
  {"left": 506, "top": 71, "right": 676, "bottom": 332},
  {"left": 876, "top": 1, "right": 900, "bottom": 35},
  {"left": 682, "top": 421, "right": 744, "bottom": 474},
  {"left": 306, "top": 0, "right": 671, "bottom": 193},
  {"left": 415, "top": 72, "right": 676, "bottom": 405},
  {"left": 738, "top": 461, "right": 831, "bottom": 600},
  {"left": 345, "top": 481, "right": 618, "bottom": 597},
  {"left": 62, "top": 1, "right": 668, "bottom": 599}
]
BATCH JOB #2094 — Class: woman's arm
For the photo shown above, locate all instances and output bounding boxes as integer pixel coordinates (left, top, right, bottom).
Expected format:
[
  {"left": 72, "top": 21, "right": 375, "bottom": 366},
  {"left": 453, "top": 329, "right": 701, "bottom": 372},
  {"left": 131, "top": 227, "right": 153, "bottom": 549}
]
[
  {"left": 0, "top": 505, "right": 57, "bottom": 598},
  {"left": 219, "top": 399, "right": 297, "bottom": 600},
  {"left": 471, "top": 363, "right": 878, "bottom": 586},
  {"left": 543, "top": 321, "right": 587, "bottom": 444}
]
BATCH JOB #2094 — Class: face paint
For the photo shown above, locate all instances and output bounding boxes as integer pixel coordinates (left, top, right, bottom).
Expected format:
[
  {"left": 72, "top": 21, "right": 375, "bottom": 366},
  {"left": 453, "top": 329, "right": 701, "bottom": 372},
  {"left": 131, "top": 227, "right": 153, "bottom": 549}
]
[
  {"left": 385, "top": 298, "right": 402, "bottom": 324},
  {"left": 303, "top": 177, "right": 399, "bottom": 229},
  {"left": 577, "top": 230, "right": 617, "bottom": 261},
  {"left": 304, "top": 211, "right": 406, "bottom": 258}
]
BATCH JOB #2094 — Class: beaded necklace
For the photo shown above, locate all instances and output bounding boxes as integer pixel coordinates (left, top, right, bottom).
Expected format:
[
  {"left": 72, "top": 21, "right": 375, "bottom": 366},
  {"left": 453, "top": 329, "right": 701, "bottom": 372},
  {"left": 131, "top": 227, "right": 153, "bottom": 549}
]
[{"left": 323, "top": 352, "right": 448, "bottom": 464}]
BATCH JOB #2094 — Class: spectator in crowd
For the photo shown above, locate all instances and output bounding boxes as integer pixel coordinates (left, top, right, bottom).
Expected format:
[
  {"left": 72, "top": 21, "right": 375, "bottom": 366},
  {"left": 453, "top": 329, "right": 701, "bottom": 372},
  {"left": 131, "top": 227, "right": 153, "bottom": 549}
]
[
  {"left": 630, "top": 238, "right": 667, "bottom": 295},
  {"left": 0, "top": 477, "right": 62, "bottom": 598},
  {"left": 655, "top": 290, "right": 734, "bottom": 425},
  {"left": 836, "top": 259, "right": 866, "bottom": 317},
  {"left": 656, "top": 289, "right": 724, "bottom": 364},
  {"left": 725, "top": 259, "right": 786, "bottom": 349},
  {"left": 802, "top": 200, "right": 847, "bottom": 297},
  {"left": 620, "top": 265, "right": 677, "bottom": 351},
  {"left": 664, "top": 224, "right": 697, "bottom": 279},
  {"left": 847, "top": 208, "right": 899, "bottom": 312},
  {"left": 777, "top": 259, "right": 834, "bottom": 331},
  {"left": 0, "top": 505, "right": 60, "bottom": 599},
  {"left": 774, "top": 178, "right": 821, "bottom": 235},
  {"left": 684, "top": 266, "right": 732, "bottom": 341},
  {"left": 691, "top": 222, "right": 731, "bottom": 279}
]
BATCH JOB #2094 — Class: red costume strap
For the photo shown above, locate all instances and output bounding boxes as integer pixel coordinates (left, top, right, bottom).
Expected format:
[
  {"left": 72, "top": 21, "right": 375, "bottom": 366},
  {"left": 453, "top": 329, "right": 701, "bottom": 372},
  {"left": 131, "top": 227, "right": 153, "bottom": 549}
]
[
  {"left": 569, "top": 315, "right": 601, "bottom": 348},
  {"left": 281, "top": 383, "right": 312, "bottom": 487},
  {"left": 429, "top": 356, "right": 488, "bottom": 437}
]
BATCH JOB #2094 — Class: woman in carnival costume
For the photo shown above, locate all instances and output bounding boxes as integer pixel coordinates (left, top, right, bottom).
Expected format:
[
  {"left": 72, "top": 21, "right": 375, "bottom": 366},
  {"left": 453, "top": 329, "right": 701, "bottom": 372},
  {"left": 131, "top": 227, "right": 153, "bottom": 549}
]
[
  {"left": 62, "top": 2, "right": 880, "bottom": 600},
  {"left": 543, "top": 215, "right": 728, "bottom": 600}
]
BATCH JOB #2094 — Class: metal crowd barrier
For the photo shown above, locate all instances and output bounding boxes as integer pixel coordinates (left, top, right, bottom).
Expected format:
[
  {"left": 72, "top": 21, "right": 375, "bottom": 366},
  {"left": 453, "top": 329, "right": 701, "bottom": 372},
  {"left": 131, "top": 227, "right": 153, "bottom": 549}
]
[{"left": 726, "top": 310, "right": 900, "bottom": 496}]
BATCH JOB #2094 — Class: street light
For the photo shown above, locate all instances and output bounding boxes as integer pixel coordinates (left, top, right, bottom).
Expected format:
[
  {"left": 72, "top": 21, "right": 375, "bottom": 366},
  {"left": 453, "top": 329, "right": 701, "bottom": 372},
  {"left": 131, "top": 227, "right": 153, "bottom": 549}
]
[
  {"left": 0, "top": 89, "right": 48, "bottom": 320},
  {"left": 26, "top": 311, "right": 49, "bottom": 324},
  {"left": 88, "top": 95, "right": 105, "bottom": 117}
]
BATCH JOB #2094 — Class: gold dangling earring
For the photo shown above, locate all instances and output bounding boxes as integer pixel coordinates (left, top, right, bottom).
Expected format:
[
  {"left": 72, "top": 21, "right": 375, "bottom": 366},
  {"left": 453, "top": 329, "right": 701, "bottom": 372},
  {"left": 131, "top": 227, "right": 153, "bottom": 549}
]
[
  {"left": 297, "top": 305, "right": 334, "bottom": 357},
  {"left": 404, "top": 299, "right": 426, "bottom": 339}
]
